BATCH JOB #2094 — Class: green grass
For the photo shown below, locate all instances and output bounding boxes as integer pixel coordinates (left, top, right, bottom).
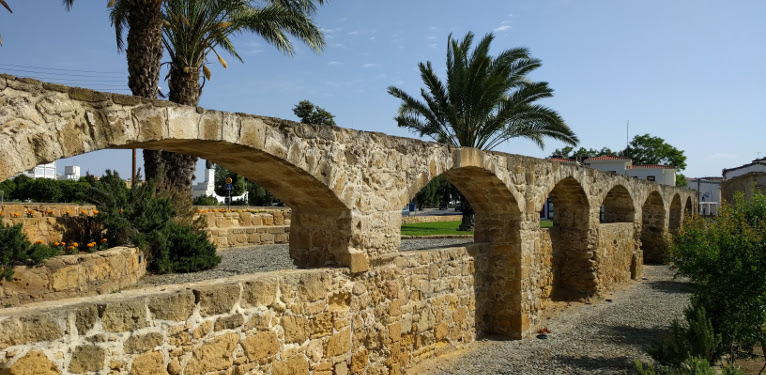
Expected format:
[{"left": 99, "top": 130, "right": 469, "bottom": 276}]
[{"left": 401, "top": 219, "right": 554, "bottom": 236}]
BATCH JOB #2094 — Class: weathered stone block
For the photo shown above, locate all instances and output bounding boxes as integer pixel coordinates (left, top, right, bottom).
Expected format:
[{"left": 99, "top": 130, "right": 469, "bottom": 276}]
[
  {"left": 195, "top": 284, "right": 240, "bottom": 317},
  {"left": 282, "top": 315, "right": 309, "bottom": 344},
  {"left": 101, "top": 300, "right": 148, "bottom": 332},
  {"left": 130, "top": 351, "right": 168, "bottom": 375},
  {"left": 325, "top": 327, "right": 351, "bottom": 357},
  {"left": 124, "top": 332, "right": 164, "bottom": 354},
  {"left": 147, "top": 291, "right": 196, "bottom": 321},
  {"left": 241, "top": 279, "right": 277, "bottom": 308},
  {"left": 182, "top": 333, "right": 239, "bottom": 374},
  {"left": 240, "top": 330, "right": 279, "bottom": 361},
  {"left": 214, "top": 314, "right": 244, "bottom": 331},
  {"left": 68, "top": 345, "right": 105, "bottom": 374},
  {"left": 272, "top": 355, "right": 309, "bottom": 375},
  {"left": 2, "top": 350, "right": 59, "bottom": 375}
]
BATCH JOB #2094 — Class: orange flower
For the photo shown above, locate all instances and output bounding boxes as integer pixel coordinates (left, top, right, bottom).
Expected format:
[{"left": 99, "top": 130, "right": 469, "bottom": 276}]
[
  {"left": 13, "top": 212, "right": 20, "bottom": 217},
  {"left": 60, "top": 242, "right": 66, "bottom": 246},
  {"left": 81, "top": 210, "right": 87, "bottom": 215},
  {"left": 72, "top": 242, "right": 79, "bottom": 247},
  {"left": 67, "top": 246, "right": 75, "bottom": 251},
  {"left": 35, "top": 240, "right": 43, "bottom": 244},
  {"left": 53, "top": 242, "right": 60, "bottom": 246},
  {"left": 100, "top": 238, "right": 107, "bottom": 243},
  {"left": 87, "top": 243, "right": 95, "bottom": 248},
  {"left": 92, "top": 210, "right": 99, "bottom": 215},
  {"left": 65, "top": 210, "right": 71, "bottom": 215}
]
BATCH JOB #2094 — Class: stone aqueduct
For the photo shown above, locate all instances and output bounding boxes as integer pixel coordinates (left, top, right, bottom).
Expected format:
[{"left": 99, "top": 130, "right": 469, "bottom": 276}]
[{"left": 0, "top": 74, "right": 696, "bottom": 374}]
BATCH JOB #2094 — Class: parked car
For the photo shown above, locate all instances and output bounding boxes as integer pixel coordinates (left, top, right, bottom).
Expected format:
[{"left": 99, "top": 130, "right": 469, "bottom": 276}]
[
  {"left": 455, "top": 202, "right": 462, "bottom": 212},
  {"left": 438, "top": 202, "right": 448, "bottom": 210}
]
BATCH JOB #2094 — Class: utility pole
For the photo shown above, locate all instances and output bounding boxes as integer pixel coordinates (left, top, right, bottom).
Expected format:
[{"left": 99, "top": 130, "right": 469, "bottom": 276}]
[{"left": 626, "top": 120, "right": 630, "bottom": 149}]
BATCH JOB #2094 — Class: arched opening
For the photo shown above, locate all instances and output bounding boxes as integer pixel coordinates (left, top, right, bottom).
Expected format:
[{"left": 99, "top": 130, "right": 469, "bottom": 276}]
[
  {"left": 685, "top": 196, "right": 693, "bottom": 218},
  {"left": 601, "top": 185, "right": 635, "bottom": 223},
  {"left": 399, "top": 165, "right": 523, "bottom": 338},
  {"left": 0, "top": 139, "right": 353, "bottom": 273},
  {"left": 540, "top": 177, "right": 594, "bottom": 301},
  {"left": 641, "top": 192, "right": 667, "bottom": 263},
  {"left": 669, "top": 194, "right": 682, "bottom": 233}
]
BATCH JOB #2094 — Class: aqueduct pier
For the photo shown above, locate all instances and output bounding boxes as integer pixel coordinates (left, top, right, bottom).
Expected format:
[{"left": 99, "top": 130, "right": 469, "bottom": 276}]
[{"left": 0, "top": 75, "right": 695, "bottom": 374}]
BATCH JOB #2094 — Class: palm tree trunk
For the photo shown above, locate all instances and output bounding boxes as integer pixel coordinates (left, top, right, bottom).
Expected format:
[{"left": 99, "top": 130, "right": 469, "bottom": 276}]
[
  {"left": 125, "top": 1, "right": 165, "bottom": 182},
  {"left": 163, "top": 65, "right": 201, "bottom": 194},
  {"left": 458, "top": 199, "right": 475, "bottom": 231}
]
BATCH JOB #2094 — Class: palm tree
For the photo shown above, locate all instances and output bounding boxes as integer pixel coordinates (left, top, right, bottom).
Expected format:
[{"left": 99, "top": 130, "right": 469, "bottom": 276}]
[
  {"left": 388, "top": 31, "right": 578, "bottom": 230},
  {"left": 0, "top": 1, "right": 11, "bottom": 46},
  {"left": 159, "top": 0, "right": 326, "bottom": 192},
  {"left": 63, "top": 0, "right": 166, "bottom": 183}
]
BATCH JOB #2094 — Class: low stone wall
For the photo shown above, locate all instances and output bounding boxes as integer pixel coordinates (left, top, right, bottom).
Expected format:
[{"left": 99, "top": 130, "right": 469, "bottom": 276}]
[
  {"left": 0, "top": 247, "right": 145, "bottom": 307},
  {"left": 596, "top": 223, "right": 641, "bottom": 293},
  {"left": 200, "top": 209, "right": 291, "bottom": 248},
  {"left": 0, "top": 244, "right": 491, "bottom": 375},
  {"left": 401, "top": 215, "right": 462, "bottom": 225},
  {"left": 396, "top": 244, "right": 488, "bottom": 367},
  {"left": 1, "top": 204, "right": 97, "bottom": 245}
]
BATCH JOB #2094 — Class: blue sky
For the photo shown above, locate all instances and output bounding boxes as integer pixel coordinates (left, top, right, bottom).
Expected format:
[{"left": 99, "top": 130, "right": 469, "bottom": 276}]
[{"left": 1, "top": 1, "right": 764, "bottom": 181}]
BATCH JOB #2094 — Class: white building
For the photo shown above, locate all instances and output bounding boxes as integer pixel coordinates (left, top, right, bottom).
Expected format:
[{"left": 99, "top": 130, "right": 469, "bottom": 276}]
[
  {"left": 627, "top": 165, "right": 677, "bottom": 186},
  {"left": 583, "top": 155, "right": 633, "bottom": 175},
  {"left": 22, "top": 161, "right": 57, "bottom": 179},
  {"left": 687, "top": 177, "right": 721, "bottom": 216},
  {"left": 60, "top": 165, "right": 81, "bottom": 180}
]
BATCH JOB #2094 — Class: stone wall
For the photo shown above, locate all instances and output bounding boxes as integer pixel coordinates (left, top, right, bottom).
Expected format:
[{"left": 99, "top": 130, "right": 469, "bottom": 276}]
[
  {"left": 0, "top": 247, "right": 145, "bottom": 307},
  {"left": 400, "top": 215, "right": 462, "bottom": 225},
  {"left": 596, "top": 223, "right": 641, "bottom": 294},
  {"left": 0, "top": 243, "right": 493, "bottom": 375},
  {"left": 395, "top": 244, "right": 487, "bottom": 367},
  {"left": 721, "top": 172, "right": 766, "bottom": 204},
  {"left": 200, "top": 210, "right": 291, "bottom": 248},
  {"left": 1, "top": 204, "right": 97, "bottom": 245}
]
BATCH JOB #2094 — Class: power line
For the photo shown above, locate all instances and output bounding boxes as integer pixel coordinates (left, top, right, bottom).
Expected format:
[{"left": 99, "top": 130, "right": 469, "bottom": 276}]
[
  {"left": 0, "top": 63, "right": 124, "bottom": 75},
  {"left": 0, "top": 67, "right": 127, "bottom": 79}
]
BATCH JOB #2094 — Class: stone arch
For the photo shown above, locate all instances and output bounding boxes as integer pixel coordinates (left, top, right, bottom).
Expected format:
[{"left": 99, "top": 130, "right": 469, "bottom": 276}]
[
  {"left": 641, "top": 191, "right": 667, "bottom": 263},
  {"left": 684, "top": 196, "right": 694, "bottom": 218},
  {"left": 669, "top": 194, "right": 682, "bottom": 233},
  {"left": 0, "top": 81, "right": 355, "bottom": 269},
  {"left": 539, "top": 177, "right": 594, "bottom": 300},
  {"left": 601, "top": 185, "right": 635, "bottom": 223},
  {"left": 400, "top": 163, "right": 524, "bottom": 338}
]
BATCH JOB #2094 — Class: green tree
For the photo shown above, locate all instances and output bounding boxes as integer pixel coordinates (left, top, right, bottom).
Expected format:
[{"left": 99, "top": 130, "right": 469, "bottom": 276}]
[
  {"left": 158, "top": 0, "right": 326, "bottom": 194},
  {"left": 623, "top": 134, "right": 688, "bottom": 186},
  {"left": 293, "top": 100, "right": 336, "bottom": 126},
  {"left": 64, "top": 0, "right": 166, "bottom": 182},
  {"left": 27, "top": 178, "right": 62, "bottom": 203},
  {"left": 10, "top": 174, "right": 32, "bottom": 201},
  {"left": 388, "top": 31, "right": 578, "bottom": 230},
  {"left": 549, "top": 146, "right": 614, "bottom": 160},
  {"left": 0, "top": 178, "right": 15, "bottom": 202},
  {"left": 214, "top": 165, "right": 247, "bottom": 197},
  {"left": 246, "top": 180, "right": 279, "bottom": 206}
]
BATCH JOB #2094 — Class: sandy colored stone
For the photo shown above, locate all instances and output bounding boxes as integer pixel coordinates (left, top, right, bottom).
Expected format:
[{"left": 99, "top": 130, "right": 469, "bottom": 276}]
[
  {"left": 101, "top": 300, "right": 148, "bottom": 332},
  {"left": 68, "top": 345, "right": 105, "bottom": 374},
  {"left": 350, "top": 348, "right": 369, "bottom": 373},
  {"left": 240, "top": 330, "right": 279, "bottom": 361},
  {"left": 241, "top": 279, "right": 277, "bottom": 308},
  {"left": 124, "top": 332, "right": 164, "bottom": 354},
  {"left": 214, "top": 314, "right": 244, "bottom": 331},
  {"left": 0, "top": 315, "right": 63, "bottom": 349},
  {"left": 147, "top": 291, "right": 196, "bottom": 321},
  {"left": 195, "top": 284, "right": 240, "bottom": 316},
  {"left": 272, "top": 355, "right": 309, "bottom": 375},
  {"left": 281, "top": 315, "right": 309, "bottom": 344},
  {"left": 1, "top": 350, "right": 59, "bottom": 375},
  {"left": 130, "top": 351, "right": 168, "bottom": 375},
  {"left": 325, "top": 327, "right": 351, "bottom": 357},
  {"left": 182, "top": 333, "right": 239, "bottom": 375}
]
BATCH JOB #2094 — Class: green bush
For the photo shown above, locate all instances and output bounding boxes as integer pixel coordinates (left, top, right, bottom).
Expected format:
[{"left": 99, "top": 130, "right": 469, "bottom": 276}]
[
  {"left": 139, "top": 221, "right": 220, "bottom": 274},
  {"left": 670, "top": 188, "right": 766, "bottom": 360},
  {"left": 193, "top": 195, "right": 220, "bottom": 206},
  {"left": 0, "top": 224, "right": 32, "bottom": 281},
  {"left": 633, "top": 357, "right": 743, "bottom": 375},
  {"left": 650, "top": 304, "right": 722, "bottom": 366},
  {"left": 86, "top": 170, "right": 220, "bottom": 274}
]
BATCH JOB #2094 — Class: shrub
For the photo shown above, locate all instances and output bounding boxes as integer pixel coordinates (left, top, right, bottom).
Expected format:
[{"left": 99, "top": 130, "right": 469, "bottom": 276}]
[
  {"left": 193, "top": 195, "right": 220, "bottom": 206},
  {"left": 670, "top": 189, "right": 766, "bottom": 361},
  {"left": 650, "top": 304, "right": 722, "bottom": 366},
  {"left": 139, "top": 221, "right": 220, "bottom": 274},
  {"left": 633, "top": 357, "right": 743, "bottom": 375},
  {"left": 0, "top": 224, "right": 32, "bottom": 281}
]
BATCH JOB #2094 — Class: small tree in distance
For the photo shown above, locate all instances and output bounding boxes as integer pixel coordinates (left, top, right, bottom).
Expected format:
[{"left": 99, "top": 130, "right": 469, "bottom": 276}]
[{"left": 293, "top": 100, "right": 337, "bottom": 126}]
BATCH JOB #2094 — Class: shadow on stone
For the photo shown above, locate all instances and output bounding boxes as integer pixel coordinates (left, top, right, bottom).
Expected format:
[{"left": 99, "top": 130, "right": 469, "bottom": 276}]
[
  {"left": 647, "top": 279, "right": 693, "bottom": 295},
  {"left": 600, "top": 324, "right": 667, "bottom": 350},
  {"left": 553, "top": 354, "right": 637, "bottom": 373}
]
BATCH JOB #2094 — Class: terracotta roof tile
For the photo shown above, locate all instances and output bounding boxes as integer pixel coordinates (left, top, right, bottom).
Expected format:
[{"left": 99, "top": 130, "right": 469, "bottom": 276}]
[
  {"left": 628, "top": 164, "right": 676, "bottom": 169},
  {"left": 585, "top": 155, "right": 631, "bottom": 161}
]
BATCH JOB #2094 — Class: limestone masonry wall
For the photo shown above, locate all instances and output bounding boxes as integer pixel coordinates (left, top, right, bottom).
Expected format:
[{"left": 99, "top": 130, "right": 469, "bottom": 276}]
[
  {"left": 0, "top": 244, "right": 489, "bottom": 375},
  {"left": 0, "top": 247, "right": 145, "bottom": 307},
  {"left": 200, "top": 209, "right": 291, "bottom": 248},
  {"left": 596, "top": 224, "right": 641, "bottom": 294}
]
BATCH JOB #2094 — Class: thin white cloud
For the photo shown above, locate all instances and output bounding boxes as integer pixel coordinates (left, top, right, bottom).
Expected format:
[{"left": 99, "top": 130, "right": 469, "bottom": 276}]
[
  {"left": 348, "top": 30, "right": 359, "bottom": 36},
  {"left": 426, "top": 35, "right": 437, "bottom": 41},
  {"left": 494, "top": 25, "right": 511, "bottom": 32},
  {"left": 429, "top": 26, "right": 438, "bottom": 31},
  {"left": 328, "top": 61, "right": 344, "bottom": 66},
  {"left": 334, "top": 43, "right": 345, "bottom": 48},
  {"left": 362, "top": 63, "right": 380, "bottom": 68},
  {"left": 428, "top": 43, "right": 438, "bottom": 49}
]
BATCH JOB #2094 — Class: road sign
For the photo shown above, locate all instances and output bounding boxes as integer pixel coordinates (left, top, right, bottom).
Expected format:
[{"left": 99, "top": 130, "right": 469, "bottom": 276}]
[
  {"left": 225, "top": 183, "right": 233, "bottom": 191},
  {"left": 226, "top": 177, "right": 233, "bottom": 184}
]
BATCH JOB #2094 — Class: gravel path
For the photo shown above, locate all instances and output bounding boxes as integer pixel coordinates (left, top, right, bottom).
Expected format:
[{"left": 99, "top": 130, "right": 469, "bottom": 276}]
[
  {"left": 410, "top": 265, "right": 692, "bottom": 375},
  {"left": 136, "top": 238, "right": 472, "bottom": 287}
]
